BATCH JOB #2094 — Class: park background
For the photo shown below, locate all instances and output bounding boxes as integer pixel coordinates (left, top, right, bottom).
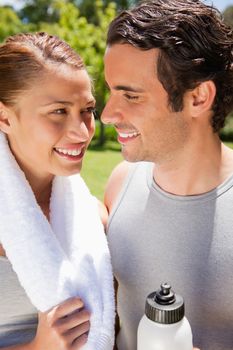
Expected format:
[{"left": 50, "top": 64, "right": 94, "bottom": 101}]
[{"left": 1, "top": 0, "right": 233, "bottom": 199}]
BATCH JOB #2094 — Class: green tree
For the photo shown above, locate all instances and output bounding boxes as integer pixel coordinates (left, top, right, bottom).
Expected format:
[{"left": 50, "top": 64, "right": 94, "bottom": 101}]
[
  {"left": 18, "top": 0, "right": 138, "bottom": 25},
  {"left": 223, "top": 5, "right": 233, "bottom": 28},
  {"left": 221, "top": 5, "right": 233, "bottom": 141},
  {"left": 76, "top": 0, "right": 138, "bottom": 24},
  {"left": 0, "top": 6, "right": 25, "bottom": 42},
  {"left": 19, "top": 0, "right": 60, "bottom": 24}
]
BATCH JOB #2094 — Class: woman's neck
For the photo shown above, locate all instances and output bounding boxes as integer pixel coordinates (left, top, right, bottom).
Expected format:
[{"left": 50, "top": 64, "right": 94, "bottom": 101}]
[{"left": 25, "top": 172, "right": 53, "bottom": 220}]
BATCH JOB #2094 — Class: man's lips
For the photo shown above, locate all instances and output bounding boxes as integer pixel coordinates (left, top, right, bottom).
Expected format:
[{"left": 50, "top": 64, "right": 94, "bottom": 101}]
[{"left": 117, "top": 131, "right": 140, "bottom": 143}]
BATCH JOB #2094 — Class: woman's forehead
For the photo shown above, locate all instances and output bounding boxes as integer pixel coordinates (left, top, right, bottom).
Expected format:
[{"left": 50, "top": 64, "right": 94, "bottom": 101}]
[{"left": 14, "top": 67, "right": 94, "bottom": 109}]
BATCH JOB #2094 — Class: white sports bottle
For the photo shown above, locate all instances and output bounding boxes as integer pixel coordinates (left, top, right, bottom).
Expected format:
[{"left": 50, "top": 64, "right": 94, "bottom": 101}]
[{"left": 137, "top": 283, "right": 193, "bottom": 350}]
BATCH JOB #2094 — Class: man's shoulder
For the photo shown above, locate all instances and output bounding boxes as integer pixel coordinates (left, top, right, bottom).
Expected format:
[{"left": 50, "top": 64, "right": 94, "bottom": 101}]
[{"left": 104, "top": 161, "right": 132, "bottom": 213}]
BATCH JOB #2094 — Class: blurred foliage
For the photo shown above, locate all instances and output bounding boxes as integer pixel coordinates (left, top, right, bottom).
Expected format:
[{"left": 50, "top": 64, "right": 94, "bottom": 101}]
[
  {"left": 223, "top": 5, "right": 233, "bottom": 28},
  {"left": 19, "top": 0, "right": 60, "bottom": 24},
  {"left": 221, "top": 5, "right": 233, "bottom": 141},
  {"left": 18, "top": 0, "right": 138, "bottom": 24},
  {"left": 75, "top": 0, "right": 138, "bottom": 24},
  {"left": 0, "top": 6, "right": 25, "bottom": 41},
  {"left": 93, "top": 121, "right": 117, "bottom": 143},
  {"left": 220, "top": 112, "right": 233, "bottom": 141}
]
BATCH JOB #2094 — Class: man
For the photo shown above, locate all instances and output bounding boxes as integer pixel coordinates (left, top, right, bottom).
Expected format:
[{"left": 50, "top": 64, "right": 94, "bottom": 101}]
[{"left": 101, "top": 1, "right": 233, "bottom": 349}]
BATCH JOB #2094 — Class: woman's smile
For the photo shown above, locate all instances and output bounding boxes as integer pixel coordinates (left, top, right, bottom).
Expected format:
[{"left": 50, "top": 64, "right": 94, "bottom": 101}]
[{"left": 54, "top": 145, "right": 85, "bottom": 161}]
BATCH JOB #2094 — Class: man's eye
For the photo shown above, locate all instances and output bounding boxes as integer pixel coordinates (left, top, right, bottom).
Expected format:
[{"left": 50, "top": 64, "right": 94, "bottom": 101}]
[{"left": 124, "top": 94, "right": 139, "bottom": 100}]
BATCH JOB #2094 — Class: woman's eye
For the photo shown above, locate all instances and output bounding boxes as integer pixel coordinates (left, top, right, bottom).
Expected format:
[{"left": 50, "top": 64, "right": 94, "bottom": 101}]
[
  {"left": 124, "top": 94, "right": 139, "bottom": 100},
  {"left": 52, "top": 108, "right": 67, "bottom": 115},
  {"left": 81, "top": 107, "right": 96, "bottom": 116}
]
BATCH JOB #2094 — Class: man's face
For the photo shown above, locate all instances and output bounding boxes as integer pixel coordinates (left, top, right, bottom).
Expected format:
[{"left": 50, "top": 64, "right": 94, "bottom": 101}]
[{"left": 101, "top": 44, "right": 191, "bottom": 164}]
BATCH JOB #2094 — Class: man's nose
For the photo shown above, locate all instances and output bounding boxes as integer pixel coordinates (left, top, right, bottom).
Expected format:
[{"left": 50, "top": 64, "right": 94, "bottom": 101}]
[{"left": 101, "top": 99, "right": 122, "bottom": 125}]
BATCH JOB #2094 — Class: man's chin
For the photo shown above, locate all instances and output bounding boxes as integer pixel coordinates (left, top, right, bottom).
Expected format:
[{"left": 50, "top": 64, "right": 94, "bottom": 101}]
[{"left": 121, "top": 149, "right": 142, "bottom": 163}]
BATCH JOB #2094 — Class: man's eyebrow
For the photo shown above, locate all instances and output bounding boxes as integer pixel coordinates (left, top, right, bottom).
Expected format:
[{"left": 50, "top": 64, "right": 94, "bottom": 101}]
[
  {"left": 105, "top": 82, "right": 144, "bottom": 93},
  {"left": 114, "top": 85, "right": 144, "bottom": 93}
]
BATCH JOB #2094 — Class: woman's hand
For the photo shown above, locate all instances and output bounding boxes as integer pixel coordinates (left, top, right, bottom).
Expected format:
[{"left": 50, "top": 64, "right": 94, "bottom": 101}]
[{"left": 31, "top": 297, "right": 90, "bottom": 350}]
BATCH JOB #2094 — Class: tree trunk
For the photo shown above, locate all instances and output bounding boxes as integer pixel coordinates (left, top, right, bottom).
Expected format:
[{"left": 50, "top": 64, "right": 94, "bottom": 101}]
[{"left": 99, "top": 121, "right": 105, "bottom": 146}]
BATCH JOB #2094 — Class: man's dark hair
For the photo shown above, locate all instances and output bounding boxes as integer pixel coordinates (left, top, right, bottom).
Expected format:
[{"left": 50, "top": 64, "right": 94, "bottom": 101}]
[{"left": 107, "top": 0, "right": 233, "bottom": 132}]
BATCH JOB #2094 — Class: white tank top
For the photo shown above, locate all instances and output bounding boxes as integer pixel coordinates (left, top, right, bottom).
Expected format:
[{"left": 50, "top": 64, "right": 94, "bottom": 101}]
[
  {"left": 107, "top": 162, "right": 233, "bottom": 350},
  {"left": 0, "top": 256, "right": 37, "bottom": 347}
]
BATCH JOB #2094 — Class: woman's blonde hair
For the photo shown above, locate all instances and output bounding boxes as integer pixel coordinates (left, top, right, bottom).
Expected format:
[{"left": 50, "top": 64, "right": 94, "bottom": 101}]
[{"left": 0, "top": 32, "right": 85, "bottom": 105}]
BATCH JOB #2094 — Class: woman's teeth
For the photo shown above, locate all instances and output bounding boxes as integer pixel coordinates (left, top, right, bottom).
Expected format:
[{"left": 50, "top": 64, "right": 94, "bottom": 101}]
[{"left": 55, "top": 148, "right": 82, "bottom": 156}]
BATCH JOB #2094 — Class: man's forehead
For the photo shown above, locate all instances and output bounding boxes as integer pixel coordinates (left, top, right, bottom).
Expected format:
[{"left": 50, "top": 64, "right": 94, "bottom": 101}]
[
  {"left": 105, "top": 43, "right": 158, "bottom": 58},
  {"left": 104, "top": 44, "right": 158, "bottom": 88}
]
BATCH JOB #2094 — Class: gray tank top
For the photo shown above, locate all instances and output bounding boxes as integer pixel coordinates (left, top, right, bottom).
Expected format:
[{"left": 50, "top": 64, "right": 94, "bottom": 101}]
[
  {"left": 0, "top": 256, "right": 37, "bottom": 347},
  {"left": 107, "top": 162, "right": 233, "bottom": 350}
]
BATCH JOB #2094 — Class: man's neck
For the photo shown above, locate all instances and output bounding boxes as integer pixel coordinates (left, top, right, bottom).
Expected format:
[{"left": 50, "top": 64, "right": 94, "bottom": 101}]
[{"left": 153, "top": 136, "right": 233, "bottom": 196}]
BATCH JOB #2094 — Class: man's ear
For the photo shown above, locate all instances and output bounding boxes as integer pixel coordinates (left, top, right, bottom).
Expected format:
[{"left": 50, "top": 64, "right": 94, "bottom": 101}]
[
  {"left": 188, "top": 80, "right": 216, "bottom": 117},
  {"left": 0, "top": 102, "right": 12, "bottom": 134}
]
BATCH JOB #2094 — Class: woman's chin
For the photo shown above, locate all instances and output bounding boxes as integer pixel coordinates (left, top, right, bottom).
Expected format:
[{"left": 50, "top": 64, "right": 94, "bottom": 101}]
[{"left": 55, "top": 164, "right": 83, "bottom": 177}]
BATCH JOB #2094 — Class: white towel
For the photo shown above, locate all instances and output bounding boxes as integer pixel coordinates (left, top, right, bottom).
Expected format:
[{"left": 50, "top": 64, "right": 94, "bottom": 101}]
[{"left": 0, "top": 132, "right": 115, "bottom": 349}]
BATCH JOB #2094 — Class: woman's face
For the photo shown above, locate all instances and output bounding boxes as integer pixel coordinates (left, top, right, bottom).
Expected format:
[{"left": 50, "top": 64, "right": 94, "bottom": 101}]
[{"left": 3, "top": 65, "right": 95, "bottom": 182}]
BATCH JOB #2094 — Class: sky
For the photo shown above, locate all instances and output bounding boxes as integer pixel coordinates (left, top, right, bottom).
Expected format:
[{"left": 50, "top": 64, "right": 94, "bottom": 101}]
[
  {"left": 205, "top": 0, "right": 233, "bottom": 11},
  {"left": 0, "top": 0, "right": 233, "bottom": 13}
]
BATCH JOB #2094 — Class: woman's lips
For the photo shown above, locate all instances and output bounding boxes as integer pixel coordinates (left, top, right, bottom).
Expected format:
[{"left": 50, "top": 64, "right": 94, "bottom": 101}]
[{"left": 54, "top": 146, "right": 85, "bottom": 161}]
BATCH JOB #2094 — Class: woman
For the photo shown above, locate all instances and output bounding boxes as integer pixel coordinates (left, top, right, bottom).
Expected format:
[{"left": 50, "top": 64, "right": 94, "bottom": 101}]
[{"left": 0, "top": 32, "right": 114, "bottom": 350}]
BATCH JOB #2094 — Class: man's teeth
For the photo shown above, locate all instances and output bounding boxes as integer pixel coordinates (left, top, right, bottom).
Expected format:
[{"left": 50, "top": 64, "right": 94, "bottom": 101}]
[
  {"left": 118, "top": 132, "right": 139, "bottom": 138},
  {"left": 55, "top": 148, "right": 82, "bottom": 156}
]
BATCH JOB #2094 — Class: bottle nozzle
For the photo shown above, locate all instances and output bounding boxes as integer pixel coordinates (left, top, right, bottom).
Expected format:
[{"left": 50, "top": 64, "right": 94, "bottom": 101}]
[
  {"left": 161, "top": 283, "right": 171, "bottom": 295},
  {"left": 155, "top": 282, "right": 176, "bottom": 305},
  {"left": 145, "top": 282, "right": 185, "bottom": 324}
]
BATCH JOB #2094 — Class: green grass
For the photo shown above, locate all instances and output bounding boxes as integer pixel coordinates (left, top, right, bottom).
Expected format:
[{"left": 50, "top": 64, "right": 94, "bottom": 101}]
[
  {"left": 225, "top": 142, "right": 233, "bottom": 149},
  {"left": 81, "top": 141, "right": 123, "bottom": 200}
]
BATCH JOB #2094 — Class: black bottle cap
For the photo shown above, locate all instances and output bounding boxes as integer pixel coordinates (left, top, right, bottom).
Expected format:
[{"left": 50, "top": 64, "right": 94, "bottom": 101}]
[{"left": 145, "top": 283, "right": 185, "bottom": 324}]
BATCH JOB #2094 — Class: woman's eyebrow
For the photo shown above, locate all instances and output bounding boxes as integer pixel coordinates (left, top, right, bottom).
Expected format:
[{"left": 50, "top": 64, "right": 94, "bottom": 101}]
[{"left": 41, "top": 100, "right": 73, "bottom": 106}]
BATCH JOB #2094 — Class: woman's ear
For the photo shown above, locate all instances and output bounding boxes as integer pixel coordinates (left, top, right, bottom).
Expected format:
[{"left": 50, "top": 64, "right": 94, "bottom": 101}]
[
  {"left": 0, "top": 102, "right": 12, "bottom": 133},
  {"left": 188, "top": 80, "right": 216, "bottom": 118}
]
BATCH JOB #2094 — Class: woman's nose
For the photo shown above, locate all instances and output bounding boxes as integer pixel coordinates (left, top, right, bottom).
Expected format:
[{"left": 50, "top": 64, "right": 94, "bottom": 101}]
[{"left": 66, "top": 116, "right": 90, "bottom": 142}]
